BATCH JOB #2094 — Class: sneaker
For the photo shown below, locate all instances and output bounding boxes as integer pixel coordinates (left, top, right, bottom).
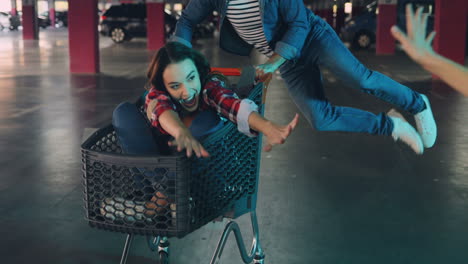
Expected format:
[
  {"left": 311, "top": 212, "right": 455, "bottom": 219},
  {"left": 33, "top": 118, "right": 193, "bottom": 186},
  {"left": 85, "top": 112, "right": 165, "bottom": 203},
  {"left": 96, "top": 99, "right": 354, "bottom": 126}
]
[
  {"left": 388, "top": 109, "right": 424, "bottom": 155},
  {"left": 414, "top": 94, "right": 437, "bottom": 148}
]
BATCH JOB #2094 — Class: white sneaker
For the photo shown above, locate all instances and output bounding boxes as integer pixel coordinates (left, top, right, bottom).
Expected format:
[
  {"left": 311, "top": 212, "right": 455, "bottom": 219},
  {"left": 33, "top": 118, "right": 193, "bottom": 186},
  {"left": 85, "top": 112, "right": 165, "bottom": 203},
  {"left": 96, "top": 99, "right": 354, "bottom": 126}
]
[
  {"left": 388, "top": 109, "right": 424, "bottom": 155},
  {"left": 414, "top": 94, "right": 437, "bottom": 148}
]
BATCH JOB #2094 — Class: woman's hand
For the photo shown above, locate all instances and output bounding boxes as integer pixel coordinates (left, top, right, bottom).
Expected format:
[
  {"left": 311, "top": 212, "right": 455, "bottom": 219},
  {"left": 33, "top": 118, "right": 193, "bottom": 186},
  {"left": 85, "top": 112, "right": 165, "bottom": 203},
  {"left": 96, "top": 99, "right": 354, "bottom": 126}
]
[
  {"left": 390, "top": 4, "right": 436, "bottom": 65},
  {"left": 255, "top": 53, "right": 287, "bottom": 82},
  {"left": 168, "top": 128, "right": 210, "bottom": 158},
  {"left": 158, "top": 110, "right": 209, "bottom": 158},
  {"left": 262, "top": 113, "right": 299, "bottom": 152},
  {"left": 390, "top": 4, "right": 468, "bottom": 96}
]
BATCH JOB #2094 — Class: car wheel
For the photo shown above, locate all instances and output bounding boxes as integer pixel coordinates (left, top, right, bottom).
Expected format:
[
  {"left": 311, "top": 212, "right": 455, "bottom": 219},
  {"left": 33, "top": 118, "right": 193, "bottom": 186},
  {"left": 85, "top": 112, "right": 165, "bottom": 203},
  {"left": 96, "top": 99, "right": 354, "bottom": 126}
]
[
  {"left": 353, "top": 31, "right": 373, "bottom": 49},
  {"left": 110, "top": 27, "right": 126, "bottom": 43}
]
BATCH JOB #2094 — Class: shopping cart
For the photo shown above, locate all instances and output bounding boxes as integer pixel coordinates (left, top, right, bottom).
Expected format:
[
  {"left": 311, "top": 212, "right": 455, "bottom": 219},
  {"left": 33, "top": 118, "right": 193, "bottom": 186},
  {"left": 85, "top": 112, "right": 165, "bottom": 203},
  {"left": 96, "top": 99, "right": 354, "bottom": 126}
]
[{"left": 81, "top": 67, "right": 270, "bottom": 264}]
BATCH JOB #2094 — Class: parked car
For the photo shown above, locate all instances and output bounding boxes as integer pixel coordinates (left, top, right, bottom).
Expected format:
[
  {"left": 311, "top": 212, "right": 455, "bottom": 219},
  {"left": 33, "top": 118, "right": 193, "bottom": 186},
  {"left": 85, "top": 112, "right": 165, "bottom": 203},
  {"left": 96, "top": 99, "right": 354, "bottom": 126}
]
[
  {"left": 340, "top": 0, "right": 434, "bottom": 49},
  {"left": 2, "top": 11, "right": 52, "bottom": 30},
  {"left": 37, "top": 13, "right": 50, "bottom": 28},
  {"left": 0, "top": 12, "right": 9, "bottom": 30},
  {"left": 39, "top": 11, "right": 68, "bottom": 27},
  {"left": 100, "top": 3, "right": 216, "bottom": 44},
  {"left": 9, "top": 14, "right": 20, "bottom": 30},
  {"left": 99, "top": 3, "right": 176, "bottom": 43},
  {"left": 55, "top": 11, "right": 68, "bottom": 27},
  {"left": 340, "top": 1, "right": 377, "bottom": 49},
  {"left": 0, "top": 12, "right": 22, "bottom": 31},
  {"left": 41, "top": 11, "right": 68, "bottom": 27}
]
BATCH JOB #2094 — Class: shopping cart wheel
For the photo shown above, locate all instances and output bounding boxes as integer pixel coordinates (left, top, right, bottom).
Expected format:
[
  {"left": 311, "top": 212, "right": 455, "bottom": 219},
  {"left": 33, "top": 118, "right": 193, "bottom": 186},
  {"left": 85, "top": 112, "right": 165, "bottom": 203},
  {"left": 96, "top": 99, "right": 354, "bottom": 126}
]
[
  {"left": 253, "top": 253, "right": 265, "bottom": 264},
  {"left": 158, "top": 237, "right": 170, "bottom": 264},
  {"left": 147, "top": 236, "right": 160, "bottom": 252},
  {"left": 158, "top": 251, "right": 169, "bottom": 264}
]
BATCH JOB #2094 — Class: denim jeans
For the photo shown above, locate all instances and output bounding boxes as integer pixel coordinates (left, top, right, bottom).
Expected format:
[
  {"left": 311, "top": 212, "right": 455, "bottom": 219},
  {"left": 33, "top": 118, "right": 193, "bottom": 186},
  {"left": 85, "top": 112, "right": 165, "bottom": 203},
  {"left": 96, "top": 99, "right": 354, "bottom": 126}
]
[
  {"left": 112, "top": 102, "right": 163, "bottom": 155},
  {"left": 280, "top": 16, "right": 426, "bottom": 136}
]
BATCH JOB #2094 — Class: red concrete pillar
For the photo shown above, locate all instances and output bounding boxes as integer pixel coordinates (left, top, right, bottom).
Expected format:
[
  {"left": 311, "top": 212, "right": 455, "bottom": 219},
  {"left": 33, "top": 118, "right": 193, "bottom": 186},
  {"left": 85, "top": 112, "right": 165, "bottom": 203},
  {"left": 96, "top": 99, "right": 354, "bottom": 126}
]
[
  {"left": 22, "top": 0, "right": 39, "bottom": 40},
  {"left": 433, "top": 0, "right": 468, "bottom": 66},
  {"left": 11, "top": 0, "right": 18, "bottom": 16},
  {"left": 376, "top": 0, "right": 397, "bottom": 54},
  {"left": 48, "top": 0, "right": 55, "bottom": 28},
  {"left": 68, "top": 0, "right": 100, "bottom": 73},
  {"left": 335, "top": 0, "right": 346, "bottom": 33},
  {"left": 146, "top": 0, "right": 166, "bottom": 51}
]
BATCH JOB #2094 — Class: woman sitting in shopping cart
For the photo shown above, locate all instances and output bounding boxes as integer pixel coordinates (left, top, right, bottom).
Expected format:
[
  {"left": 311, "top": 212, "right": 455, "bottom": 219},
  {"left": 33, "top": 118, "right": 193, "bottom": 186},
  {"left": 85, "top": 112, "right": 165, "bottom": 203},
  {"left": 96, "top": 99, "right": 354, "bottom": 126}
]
[{"left": 113, "top": 41, "right": 299, "bottom": 158}]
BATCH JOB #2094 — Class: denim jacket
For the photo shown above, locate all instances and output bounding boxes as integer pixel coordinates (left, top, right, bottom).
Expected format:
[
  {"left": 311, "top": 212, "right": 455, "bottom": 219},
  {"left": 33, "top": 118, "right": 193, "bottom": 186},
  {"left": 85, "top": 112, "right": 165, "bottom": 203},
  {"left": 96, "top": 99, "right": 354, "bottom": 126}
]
[{"left": 171, "top": 0, "right": 314, "bottom": 60}]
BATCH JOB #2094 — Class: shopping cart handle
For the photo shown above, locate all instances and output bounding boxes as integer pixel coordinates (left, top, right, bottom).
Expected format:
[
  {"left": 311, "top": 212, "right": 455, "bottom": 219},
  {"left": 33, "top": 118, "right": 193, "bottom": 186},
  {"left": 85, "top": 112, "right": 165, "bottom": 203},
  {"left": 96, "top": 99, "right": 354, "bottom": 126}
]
[
  {"left": 211, "top": 66, "right": 271, "bottom": 104},
  {"left": 210, "top": 67, "right": 241, "bottom": 76}
]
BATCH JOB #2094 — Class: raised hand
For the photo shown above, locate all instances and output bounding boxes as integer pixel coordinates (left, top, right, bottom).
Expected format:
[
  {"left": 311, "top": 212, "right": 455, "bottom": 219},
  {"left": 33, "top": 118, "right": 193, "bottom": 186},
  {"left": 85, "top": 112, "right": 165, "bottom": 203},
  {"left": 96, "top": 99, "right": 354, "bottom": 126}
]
[
  {"left": 263, "top": 113, "right": 299, "bottom": 152},
  {"left": 168, "top": 129, "right": 210, "bottom": 158},
  {"left": 390, "top": 4, "right": 436, "bottom": 64}
]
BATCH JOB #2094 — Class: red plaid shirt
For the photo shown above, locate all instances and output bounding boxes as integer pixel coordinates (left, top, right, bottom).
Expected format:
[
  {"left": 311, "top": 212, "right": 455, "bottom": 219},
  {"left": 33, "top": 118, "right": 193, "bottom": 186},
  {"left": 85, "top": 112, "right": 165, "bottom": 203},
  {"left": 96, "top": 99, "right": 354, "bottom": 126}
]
[{"left": 145, "top": 77, "right": 246, "bottom": 135}]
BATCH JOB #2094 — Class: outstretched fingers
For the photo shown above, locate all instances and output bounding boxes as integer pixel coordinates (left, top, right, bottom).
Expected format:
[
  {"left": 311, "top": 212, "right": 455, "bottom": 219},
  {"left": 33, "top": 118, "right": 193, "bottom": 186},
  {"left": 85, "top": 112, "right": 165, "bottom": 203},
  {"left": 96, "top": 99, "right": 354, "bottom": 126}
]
[
  {"left": 186, "top": 142, "right": 193, "bottom": 158},
  {"left": 405, "top": 4, "right": 415, "bottom": 39},
  {"left": 192, "top": 142, "right": 210, "bottom": 158},
  {"left": 263, "top": 144, "right": 273, "bottom": 152},
  {"left": 200, "top": 147, "right": 210, "bottom": 158},
  {"left": 420, "top": 13, "right": 429, "bottom": 38},
  {"left": 168, "top": 138, "right": 210, "bottom": 158},
  {"left": 283, "top": 113, "right": 300, "bottom": 139},
  {"left": 391, "top": 25, "right": 408, "bottom": 46},
  {"left": 426, "top": 31, "right": 436, "bottom": 45},
  {"left": 168, "top": 139, "right": 183, "bottom": 152},
  {"left": 289, "top": 113, "right": 299, "bottom": 131}
]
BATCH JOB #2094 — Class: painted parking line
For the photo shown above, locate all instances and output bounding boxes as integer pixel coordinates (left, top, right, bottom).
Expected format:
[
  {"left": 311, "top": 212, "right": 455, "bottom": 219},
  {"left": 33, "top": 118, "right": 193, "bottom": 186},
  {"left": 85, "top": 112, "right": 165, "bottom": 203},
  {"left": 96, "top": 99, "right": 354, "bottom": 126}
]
[{"left": 9, "top": 105, "right": 43, "bottom": 118}]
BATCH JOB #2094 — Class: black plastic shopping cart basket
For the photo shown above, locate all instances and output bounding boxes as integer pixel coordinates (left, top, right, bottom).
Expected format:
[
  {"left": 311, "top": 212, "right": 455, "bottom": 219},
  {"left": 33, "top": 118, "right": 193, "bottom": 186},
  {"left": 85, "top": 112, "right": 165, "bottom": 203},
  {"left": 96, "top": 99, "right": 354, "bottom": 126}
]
[{"left": 81, "top": 67, "right": 270, "bottom": 264}]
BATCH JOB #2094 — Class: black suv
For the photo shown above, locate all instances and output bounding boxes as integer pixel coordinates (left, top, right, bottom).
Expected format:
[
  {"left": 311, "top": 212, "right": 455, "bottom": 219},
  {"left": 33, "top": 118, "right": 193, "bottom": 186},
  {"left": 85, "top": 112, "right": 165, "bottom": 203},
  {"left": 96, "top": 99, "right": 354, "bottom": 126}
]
[
  {"left": 38, "top": 11, "right": 68, "bottom": 28},
  {"left": 99, "top": 3, "right": 177, "bottom": 43}
]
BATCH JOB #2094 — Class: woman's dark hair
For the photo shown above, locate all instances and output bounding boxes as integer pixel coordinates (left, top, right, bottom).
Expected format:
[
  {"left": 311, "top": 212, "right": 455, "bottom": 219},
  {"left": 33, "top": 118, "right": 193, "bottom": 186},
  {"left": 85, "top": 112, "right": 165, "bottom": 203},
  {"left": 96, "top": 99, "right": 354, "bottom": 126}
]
[{"left": 146, "top": 42, "right": 213, "bottom": 91}]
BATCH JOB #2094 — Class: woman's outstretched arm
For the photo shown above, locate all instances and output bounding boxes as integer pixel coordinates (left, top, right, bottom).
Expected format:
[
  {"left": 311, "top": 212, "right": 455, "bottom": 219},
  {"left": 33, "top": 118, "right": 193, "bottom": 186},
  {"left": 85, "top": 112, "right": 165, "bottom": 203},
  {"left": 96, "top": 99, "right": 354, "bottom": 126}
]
[{"left": 147, "top": 98, "right": 210, "bottom": 158}]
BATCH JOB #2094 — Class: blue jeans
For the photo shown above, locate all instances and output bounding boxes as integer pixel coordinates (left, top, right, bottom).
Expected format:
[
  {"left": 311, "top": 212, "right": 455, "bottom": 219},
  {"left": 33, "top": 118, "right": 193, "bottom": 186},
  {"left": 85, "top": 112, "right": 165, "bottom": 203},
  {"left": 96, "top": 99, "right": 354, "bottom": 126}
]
[
  {"left": 112, "top": 102, "right": 163, "bottom": 155},
  {"left": 280, "top": 16, "right": 426, "bottom": 136}
]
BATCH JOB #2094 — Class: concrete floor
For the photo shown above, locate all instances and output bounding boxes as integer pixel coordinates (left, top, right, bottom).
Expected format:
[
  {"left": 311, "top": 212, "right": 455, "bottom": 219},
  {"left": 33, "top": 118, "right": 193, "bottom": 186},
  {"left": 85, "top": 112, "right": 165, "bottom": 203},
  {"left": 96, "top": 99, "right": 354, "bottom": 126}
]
[{"left": 0, "top": 28, "right": 467, "bottom": 264}]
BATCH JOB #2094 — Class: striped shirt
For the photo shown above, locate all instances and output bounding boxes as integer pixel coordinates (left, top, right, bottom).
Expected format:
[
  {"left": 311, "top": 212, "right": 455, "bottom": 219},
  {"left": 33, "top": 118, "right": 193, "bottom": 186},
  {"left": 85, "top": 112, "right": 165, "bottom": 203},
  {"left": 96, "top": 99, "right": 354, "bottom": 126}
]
[{"left": 226, "top": 0, "right": 274, "bottom": 57}]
